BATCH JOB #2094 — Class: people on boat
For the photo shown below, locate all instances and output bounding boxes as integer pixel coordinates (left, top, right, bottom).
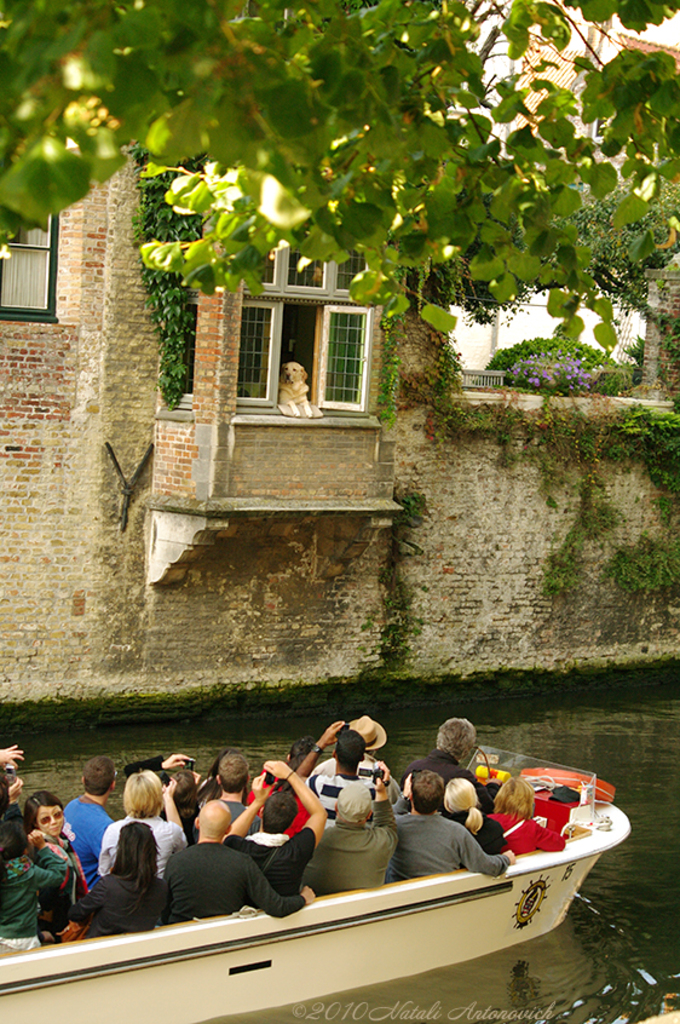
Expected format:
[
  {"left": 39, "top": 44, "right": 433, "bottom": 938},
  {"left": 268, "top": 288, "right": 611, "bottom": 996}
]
[
  {"left": 443, "top": 778, "right": 506, "bottom": 855},
  {"left": 225, "top": 761, "right": 326, "bottom": 896},
  {"left": 306, "top": 728, "right": 384, "bottom": 826},
  {"left": 302, "top": 773, "right": 398, "bottom": 896},
  {"left": 0, "top": 820, "right": 67, "bottom": 955},
  {"left": 67, "top": 821, "right": 167, "bottom": 938},
  {"left": 385, "top": 771, "right": 515, "bottom": 883},
  {"left": 489, "top": 777, "right": 566, "bottom": 855},
  {"left": 400, "top": 718, "right": 496, "bottom": 813},
  {"left": 63, "top": 756, "right": 117, "bottom": 889},
  {"left": 161, "top": 801, "right": 314, "bottom": 923},
  {"left": 23, "top": 790, "right": 88, "bottom": 941},
  {"left": 99, "top": 771, "right": 186, "bottom": 879},
  {"left": 302, "top": 716, "right": 401, "bottom": 803},
  {"left": 196, "top": 751, "right": 258, "bottom": 837},
  {"left": 246, "top": 735, "right": 318, "bottom": 837}
]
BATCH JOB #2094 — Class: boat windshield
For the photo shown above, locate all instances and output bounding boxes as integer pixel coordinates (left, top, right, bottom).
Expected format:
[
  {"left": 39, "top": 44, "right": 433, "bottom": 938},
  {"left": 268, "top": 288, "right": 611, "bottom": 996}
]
[{"left": 466, "top": 745, "right": 598, "bottom": 823}]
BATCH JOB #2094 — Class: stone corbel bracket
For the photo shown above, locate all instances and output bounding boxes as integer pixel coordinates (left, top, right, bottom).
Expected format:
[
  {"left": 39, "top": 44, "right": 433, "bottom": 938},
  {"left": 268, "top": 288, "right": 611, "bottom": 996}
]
[{"left": 148, "top": 510, "right": 231, "bottom": 585}]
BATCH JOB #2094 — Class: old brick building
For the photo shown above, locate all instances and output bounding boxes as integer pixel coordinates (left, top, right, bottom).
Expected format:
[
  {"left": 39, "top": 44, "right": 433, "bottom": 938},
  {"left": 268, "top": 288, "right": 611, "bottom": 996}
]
[{"left": 2, "top": 161, "right": 680, "bottom": 720}]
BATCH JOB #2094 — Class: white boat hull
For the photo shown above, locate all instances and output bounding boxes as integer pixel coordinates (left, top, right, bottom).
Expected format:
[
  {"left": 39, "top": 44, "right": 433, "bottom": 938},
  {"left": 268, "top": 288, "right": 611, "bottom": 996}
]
[{"left": 0, "top": 805, "right": 629, "bottom": 1022}]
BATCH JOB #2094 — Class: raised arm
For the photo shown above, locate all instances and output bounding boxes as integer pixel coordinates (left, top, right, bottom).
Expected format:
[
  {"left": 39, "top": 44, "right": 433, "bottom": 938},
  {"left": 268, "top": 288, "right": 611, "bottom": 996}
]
[
  {"left": 296, "top": 720, "right": 346, "bottom": 779},
  {"left": 229, "top": 772, "right": 275, "bottom": 838},
  {"left": 264, "top": 760, "right": 327, "bottom": 844}
]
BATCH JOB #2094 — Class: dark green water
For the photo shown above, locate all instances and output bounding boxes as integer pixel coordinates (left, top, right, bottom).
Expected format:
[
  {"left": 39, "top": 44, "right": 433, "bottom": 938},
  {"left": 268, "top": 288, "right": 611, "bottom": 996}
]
[{"left": 6, "top": 680, "right": 677, "bottom": 1023}]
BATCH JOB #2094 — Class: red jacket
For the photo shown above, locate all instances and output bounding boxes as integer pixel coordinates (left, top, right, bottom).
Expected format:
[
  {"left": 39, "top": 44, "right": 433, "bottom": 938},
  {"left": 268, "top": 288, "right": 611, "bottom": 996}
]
[{"left": 489, "top": 813, "right": 565, "bottom": 855}]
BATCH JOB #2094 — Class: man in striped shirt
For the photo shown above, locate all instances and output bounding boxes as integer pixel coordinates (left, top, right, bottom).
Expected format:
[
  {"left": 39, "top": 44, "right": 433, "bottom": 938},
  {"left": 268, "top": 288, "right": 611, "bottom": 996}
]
[{"left": 306, "top": 729, "right": 382, "bottom": 827}]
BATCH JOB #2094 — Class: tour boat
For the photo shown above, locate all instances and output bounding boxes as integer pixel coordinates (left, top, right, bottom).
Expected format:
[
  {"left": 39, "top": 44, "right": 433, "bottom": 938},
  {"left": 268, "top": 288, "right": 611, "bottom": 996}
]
[{"left": 0, "top": 748, "right": 630, "bottom": 1023}]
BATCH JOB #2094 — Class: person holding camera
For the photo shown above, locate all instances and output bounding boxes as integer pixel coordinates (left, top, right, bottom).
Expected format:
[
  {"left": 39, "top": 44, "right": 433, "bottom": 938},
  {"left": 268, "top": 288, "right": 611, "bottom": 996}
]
[
  {"left": 302, "top": 768, "right": 397, "bottom": 896},
  {"left": 224, "top": 761, "right": 326, "bottom": 896},
  {"left": 306, "top": 728, "right": 386, "bottom": 826}
]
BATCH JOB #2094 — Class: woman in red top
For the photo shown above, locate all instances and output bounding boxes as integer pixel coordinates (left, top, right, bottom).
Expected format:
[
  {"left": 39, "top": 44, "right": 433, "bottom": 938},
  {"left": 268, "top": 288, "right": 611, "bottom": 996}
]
[{"left": 490, "top": 777, "right": 566, "bottom": 855}]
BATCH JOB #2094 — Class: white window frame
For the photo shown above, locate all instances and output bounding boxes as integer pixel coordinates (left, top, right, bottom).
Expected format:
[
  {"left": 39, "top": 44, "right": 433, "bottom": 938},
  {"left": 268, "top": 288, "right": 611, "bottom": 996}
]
[
  {"left": 236, "top": 301, "right": 283, "bottom": 408},
  {"left": 318, "top": 305, "right": 373, "bottom": 412},
  {"left": 238, "top": 250, "right": 372, "bottom": 414}
]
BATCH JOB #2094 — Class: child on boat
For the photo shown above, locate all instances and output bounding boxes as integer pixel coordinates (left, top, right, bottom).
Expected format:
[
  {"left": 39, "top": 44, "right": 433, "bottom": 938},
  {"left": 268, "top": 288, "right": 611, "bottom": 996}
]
[
  {"left": 0, "top": 821, "right": 68, "bottom": 955},
  {"left": 489, "top": 777, "right": 566, "bottom": 855}
]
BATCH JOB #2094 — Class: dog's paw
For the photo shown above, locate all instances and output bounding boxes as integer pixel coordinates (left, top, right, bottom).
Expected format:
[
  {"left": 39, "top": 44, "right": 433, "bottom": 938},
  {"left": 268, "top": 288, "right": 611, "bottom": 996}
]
[{"left": 278, "top": 402, "right": 301, "bottom": 418}]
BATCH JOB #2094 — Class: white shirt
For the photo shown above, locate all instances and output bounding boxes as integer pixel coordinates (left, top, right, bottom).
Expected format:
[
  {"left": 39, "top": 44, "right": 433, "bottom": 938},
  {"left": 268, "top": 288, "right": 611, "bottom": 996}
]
[{"left": 98, "top": 816, "right": 187, "bottom": 878}]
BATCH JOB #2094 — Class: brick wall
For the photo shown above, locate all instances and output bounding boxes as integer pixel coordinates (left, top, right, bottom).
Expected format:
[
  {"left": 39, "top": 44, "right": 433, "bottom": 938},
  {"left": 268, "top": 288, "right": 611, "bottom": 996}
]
[{"left": 3, "top": 163, "right": 680, "bottom": 708}]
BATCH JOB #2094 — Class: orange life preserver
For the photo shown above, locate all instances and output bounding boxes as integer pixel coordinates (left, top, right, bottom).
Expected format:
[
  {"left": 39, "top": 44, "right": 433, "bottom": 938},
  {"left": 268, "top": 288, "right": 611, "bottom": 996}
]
[{"left": 520, "top": 767, "right": 615, "bottom": 804}]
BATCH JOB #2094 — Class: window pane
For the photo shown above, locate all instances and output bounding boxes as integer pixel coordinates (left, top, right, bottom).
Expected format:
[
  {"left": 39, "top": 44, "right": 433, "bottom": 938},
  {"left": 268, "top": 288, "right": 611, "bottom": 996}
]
[
  {"left": 325, "top": 312, "right": 365, "bottom": 404},
  {"left": 238, "top": 306, "right": 272, "bottom": 399},
  {"left": 1, "top": 248, "right": 49, "bottom": 308},
  {"left": 15, "top": 227, "right": 50, "bottom": 248},
  {"left": 262, "top": 253, "right": 276, "bottom": 284},
  {"left": 336, "top": 251, "right": 365, "bottom": 290},
  {"left": 287, "top": 248, "right": 324, "bottom": 288}
]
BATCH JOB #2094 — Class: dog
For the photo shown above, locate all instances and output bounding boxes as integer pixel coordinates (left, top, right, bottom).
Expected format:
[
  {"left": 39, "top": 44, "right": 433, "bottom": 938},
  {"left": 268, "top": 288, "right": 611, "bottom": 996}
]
[{"left": 277, "top": 362, "right": 323, "bottom": 418}]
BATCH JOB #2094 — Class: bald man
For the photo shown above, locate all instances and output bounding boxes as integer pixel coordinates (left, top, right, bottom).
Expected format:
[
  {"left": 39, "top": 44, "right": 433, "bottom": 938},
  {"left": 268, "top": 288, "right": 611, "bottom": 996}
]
[{"left": 162, "top": 801, "right": 314, "bottom": 924}]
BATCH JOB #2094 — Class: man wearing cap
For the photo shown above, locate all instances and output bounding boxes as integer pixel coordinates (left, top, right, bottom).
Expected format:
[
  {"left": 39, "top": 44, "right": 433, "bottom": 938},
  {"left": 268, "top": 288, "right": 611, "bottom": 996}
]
[{"left": 302, "top": 770, "right": 397, "bottom": 896}]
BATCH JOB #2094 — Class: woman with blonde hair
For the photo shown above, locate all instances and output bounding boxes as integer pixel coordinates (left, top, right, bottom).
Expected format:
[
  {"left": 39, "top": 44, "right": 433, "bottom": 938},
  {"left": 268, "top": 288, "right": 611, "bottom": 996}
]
[
  {"left": 443, "top": 779, "right": 505, "bottom": 856},
  {"left": 99, "top": 771, "right": 186, "bottom": 878},
  {"left": 489, "top": 777, "right": 565, "bottom": 856}
]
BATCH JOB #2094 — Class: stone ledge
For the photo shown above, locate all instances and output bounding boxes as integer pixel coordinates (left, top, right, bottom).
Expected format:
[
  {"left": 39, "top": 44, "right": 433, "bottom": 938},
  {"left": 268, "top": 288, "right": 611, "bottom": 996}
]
[
  {"left": 147, "top": 497, "right": 400, "bottom": 584},
  {"left": 148, "top": 495, "right": 400, "bottom": 517},
  {"left": 230, "top": 414, "right": 381, "bottom": 428},
  {"left": 460, "top": 390, "right": 674, "bottom": 412}
]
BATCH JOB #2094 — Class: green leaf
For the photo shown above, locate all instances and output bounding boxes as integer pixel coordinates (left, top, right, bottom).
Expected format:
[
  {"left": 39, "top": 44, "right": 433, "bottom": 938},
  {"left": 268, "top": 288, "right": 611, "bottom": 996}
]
[
  {"left": 613, "top": 193, "right": 650, "bottom": 229},
  {"left": 489, "top": 274, "right": 517, "bottom": 303},
  {"left": 258, "top": 176, "right": 310, "bottom": 230},
  {"left": 594, "top": 321, "right": 618, "bottom": 354},
  {"left": 0, "top": 138, "right": 91, "bottom": 221},
  {"left": 628, "top": 229, "right": 655, "bottom": 262},
  {"left": 420, "top": 304, "right": 457, "bottom": 333}
]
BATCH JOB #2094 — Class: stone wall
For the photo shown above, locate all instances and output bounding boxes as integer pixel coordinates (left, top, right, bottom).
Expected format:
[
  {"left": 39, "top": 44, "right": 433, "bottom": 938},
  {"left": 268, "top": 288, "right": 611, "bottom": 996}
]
[
  {"left": 390, "top": 403, "right": 680, "bottom": 680},
  {"left": 2, "top": 168, "right": 680, "bottom": 718}
]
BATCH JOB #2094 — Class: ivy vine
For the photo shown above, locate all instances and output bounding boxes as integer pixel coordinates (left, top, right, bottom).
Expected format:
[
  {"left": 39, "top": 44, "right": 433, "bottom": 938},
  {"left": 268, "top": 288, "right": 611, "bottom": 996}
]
[{"left": 131, "top": 144, "right": 204, "bottom": 410}]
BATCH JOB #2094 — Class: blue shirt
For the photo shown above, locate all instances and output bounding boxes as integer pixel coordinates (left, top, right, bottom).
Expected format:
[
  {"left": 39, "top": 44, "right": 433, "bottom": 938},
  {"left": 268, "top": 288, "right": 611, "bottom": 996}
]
[{"left": 64, "top": 797, "right": 113, "bottom": 889}]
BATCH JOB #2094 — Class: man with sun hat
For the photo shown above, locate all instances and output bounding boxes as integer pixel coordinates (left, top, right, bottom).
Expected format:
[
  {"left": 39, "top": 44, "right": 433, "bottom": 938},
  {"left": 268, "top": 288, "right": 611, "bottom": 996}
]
[{"left": 302, "top": 715, "right": 400, "bottom": 802}]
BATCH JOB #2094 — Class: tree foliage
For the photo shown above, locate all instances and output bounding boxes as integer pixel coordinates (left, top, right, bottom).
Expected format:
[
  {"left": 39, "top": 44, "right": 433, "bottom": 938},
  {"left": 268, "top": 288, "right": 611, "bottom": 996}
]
[
  {"left": 561, "top": 182, "right": 680, "bottom": 314},
  {"left": 2, "top": 0, "right": 680, "bottom": 337}
]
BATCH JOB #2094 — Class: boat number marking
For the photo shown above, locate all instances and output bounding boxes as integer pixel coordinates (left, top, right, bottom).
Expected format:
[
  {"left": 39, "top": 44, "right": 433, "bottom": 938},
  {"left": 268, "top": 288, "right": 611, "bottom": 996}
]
[
  {"left": 513, "top": 875, "right": 550, "bottom": 929},
  {"left": 562, "top": 862, "right": 575, "bottom": 882}
]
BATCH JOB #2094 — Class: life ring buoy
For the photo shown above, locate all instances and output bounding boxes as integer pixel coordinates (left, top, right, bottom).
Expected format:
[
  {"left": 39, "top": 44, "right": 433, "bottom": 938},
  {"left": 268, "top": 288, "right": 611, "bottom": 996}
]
[{"left": 520, "top": 767, "right": 615, "bottom": 804}]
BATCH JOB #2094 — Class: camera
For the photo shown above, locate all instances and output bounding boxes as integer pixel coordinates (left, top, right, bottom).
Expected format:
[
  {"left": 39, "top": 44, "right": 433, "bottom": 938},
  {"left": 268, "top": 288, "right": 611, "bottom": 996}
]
[
  {"left": 160, "top": 771, "right": 171, "bottom": 786},
  {"left": 358, "top": 766, "right": 385, "bottom": 784},
  {"left": 264, "top": 771, "right": 276, "bottom": 786},
  {"left": 184, "top": 758, "right": 195, "bottom": 772},
  {"left": 4, "top": 766, "right": 17, "bottom": 780}
]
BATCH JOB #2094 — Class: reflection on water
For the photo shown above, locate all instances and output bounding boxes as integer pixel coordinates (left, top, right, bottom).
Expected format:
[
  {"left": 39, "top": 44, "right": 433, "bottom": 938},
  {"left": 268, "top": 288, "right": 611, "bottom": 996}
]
[{"left": 6, "top": 677, "right": 680, "bottom": 1023}]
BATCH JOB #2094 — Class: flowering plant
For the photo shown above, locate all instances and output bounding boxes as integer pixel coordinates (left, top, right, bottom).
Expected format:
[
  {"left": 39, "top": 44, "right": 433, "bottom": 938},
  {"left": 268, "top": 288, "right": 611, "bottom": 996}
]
[{"left": 506, "top": 352, "right": 593, "bottom": 396}]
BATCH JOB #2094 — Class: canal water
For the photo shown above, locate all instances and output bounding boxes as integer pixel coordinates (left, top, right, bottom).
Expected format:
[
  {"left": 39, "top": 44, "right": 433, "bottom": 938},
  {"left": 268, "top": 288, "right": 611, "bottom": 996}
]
[{"left": 6, "top": 678, "right": 678, "bottom": 1023}]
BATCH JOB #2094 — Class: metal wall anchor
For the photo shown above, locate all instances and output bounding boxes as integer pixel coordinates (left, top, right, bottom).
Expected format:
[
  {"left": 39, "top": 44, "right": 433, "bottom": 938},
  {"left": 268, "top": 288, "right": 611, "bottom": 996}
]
[{"left": 105, "top": 442, "right": 154, "bottom": 532}]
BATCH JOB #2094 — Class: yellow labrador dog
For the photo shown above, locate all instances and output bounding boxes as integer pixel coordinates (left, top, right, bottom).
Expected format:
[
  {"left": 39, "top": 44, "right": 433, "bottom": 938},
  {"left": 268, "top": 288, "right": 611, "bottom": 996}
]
[{"left": 277, "top": 362, "right": 323, "bottom": 418}]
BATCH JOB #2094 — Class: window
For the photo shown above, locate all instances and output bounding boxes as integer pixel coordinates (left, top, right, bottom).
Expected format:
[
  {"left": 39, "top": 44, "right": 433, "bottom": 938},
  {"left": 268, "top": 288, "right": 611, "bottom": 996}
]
[
  {"left": 237, "top": 249, "right": 373, "bottom": 413},
  {"left": 0, "top": 218, "right": 58, "bottom": 322}
]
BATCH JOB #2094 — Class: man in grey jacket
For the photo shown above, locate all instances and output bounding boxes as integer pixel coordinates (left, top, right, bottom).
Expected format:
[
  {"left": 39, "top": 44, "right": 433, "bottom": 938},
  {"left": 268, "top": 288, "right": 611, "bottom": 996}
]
[
  {"left": 386, "top": 770, "right": 516, "bottom": 882},
  {"left": 303, "top": 768, "right": 397, "bottom": 895}
]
